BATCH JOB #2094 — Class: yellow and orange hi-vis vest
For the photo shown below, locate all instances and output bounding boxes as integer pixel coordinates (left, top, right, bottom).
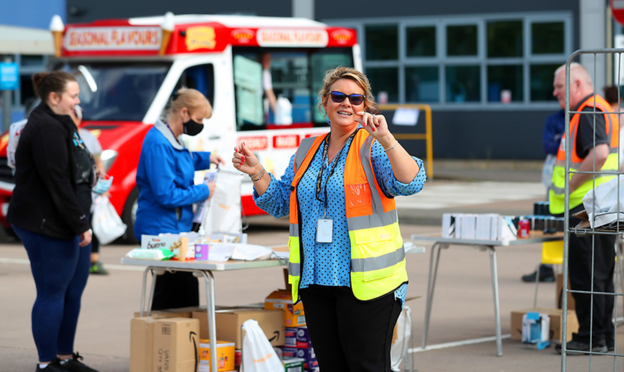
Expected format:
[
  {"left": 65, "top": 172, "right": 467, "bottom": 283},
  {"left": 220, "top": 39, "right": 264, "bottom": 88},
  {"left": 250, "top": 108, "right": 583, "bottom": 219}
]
[
  {"left": 549, "top": 94, "right": 619, "bottom": 214},
  {"left": 287, "top": 129, "right": 408, "bottom": 301}
]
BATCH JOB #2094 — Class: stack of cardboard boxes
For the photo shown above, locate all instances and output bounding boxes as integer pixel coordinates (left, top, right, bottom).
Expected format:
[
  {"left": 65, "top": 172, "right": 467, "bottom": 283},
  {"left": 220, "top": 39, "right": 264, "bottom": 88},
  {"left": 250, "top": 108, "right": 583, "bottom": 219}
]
[
  {"left": 130, "top": 289, "right": 318, "bottom": 372},
  {"left": 265, "top": 290, "right": 319, "bottom": 372}
]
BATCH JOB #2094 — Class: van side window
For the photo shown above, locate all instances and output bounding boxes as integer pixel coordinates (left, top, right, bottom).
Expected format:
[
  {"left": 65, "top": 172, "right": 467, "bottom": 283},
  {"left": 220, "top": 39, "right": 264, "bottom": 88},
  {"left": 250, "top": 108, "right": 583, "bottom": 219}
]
[
  {"left": 173, "top": 64, "right": 215, "bottom": 106},
  {"left": 232, "top": 48, "right": 353, "bottom": 132}
]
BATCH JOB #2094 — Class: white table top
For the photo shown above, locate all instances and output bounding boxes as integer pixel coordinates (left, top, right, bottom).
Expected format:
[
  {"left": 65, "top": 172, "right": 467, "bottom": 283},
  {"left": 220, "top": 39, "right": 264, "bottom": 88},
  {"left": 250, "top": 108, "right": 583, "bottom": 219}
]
[
  {"left": 121, "top": 257, "right": 286, "bottom": 271},
  {"left": 411, "top": 232, "right": 564, "bottom": 247}
]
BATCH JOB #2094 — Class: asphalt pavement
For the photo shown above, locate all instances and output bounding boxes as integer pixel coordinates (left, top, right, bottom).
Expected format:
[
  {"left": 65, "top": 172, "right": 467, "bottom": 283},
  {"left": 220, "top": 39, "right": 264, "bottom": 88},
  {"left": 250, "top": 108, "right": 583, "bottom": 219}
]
[{"left": 1, "top": 160, "right": 623, "bottom": 372}]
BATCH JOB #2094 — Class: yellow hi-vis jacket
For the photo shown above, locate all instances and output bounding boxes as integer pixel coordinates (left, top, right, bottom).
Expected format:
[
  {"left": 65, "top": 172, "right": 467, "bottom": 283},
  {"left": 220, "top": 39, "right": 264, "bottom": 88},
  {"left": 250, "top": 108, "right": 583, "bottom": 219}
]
[
  {"left": 549, "top": 94, "right": 619, "bottom": 214},
  {"left": 287, "top": 129, "right": 408, "bottom": 302}
]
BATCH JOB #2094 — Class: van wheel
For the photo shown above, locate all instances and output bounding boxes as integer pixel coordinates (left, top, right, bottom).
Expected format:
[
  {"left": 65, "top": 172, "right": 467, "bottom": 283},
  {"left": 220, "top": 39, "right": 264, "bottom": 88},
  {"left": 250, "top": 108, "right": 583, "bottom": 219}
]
[{"left": 121, "top": 187, "right": 139, "bottom": 244}]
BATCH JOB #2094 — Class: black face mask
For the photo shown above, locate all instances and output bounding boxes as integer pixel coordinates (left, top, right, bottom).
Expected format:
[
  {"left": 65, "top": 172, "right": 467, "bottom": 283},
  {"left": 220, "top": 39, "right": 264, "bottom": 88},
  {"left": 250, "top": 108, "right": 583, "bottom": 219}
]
[{"left": 183, "top": 118, "right": 204, "bottom": 136}]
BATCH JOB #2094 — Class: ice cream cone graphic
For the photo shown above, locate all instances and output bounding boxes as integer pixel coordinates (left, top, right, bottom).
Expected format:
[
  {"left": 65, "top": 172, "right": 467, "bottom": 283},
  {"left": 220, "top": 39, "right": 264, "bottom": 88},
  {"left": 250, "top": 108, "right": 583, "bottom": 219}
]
[
  {"left": 49, "top": 15, "right": 65, "bottom": 58},
  {"left": 159, "top": 12, "right": 175, "bottom": 55}
]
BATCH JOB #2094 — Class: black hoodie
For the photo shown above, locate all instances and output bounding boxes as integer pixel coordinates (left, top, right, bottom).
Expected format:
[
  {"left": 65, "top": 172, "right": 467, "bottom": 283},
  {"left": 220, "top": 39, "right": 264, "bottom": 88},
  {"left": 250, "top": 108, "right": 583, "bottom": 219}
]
[{"left": 7, "top": 103, "right": 90, "bottom": 239}]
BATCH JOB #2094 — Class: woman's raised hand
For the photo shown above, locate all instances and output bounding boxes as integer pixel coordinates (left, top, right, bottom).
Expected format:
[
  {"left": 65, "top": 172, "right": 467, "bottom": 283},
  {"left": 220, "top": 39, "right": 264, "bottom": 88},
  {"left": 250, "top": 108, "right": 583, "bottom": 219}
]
[
  {"left": 355, "top": 111, "right": 395, "bottom": 148},
  {"left": 233, "top": 142, "right": 261, "bottom": 176}
]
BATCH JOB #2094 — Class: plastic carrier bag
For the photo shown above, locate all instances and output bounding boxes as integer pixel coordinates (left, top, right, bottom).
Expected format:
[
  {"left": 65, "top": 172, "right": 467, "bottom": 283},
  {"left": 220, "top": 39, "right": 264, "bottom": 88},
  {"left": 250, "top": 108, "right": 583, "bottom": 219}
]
[
  {"left": 582, "top": 175, "right": 624, "bottom": 228},
  {"left": 391, "top": 305, "right": 413, "bottom": 372},
  {"left": 92, "top": 195, "right": 127, "bottom": 245},
  {"left": 7, "top": 119, "right": 27, "bottom": 170},
  {"left": 200, "top": 166, "right": 243, "bottom": 234},
  {"left": 240, "top": 319, "right": 283, "bottom": 372},
  {"left": 541, "top": 154, "right": 556, "bottom": 187}
]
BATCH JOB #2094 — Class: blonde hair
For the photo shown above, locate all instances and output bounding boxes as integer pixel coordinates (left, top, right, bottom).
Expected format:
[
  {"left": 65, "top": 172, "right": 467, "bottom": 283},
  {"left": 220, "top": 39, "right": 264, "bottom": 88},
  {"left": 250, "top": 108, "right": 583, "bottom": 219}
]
[
  {"left": 166, "top": 88, "right": 212, "bottom": 119},
  {"left": 317, "top": 67, "right": 378, "bottom": 116}
]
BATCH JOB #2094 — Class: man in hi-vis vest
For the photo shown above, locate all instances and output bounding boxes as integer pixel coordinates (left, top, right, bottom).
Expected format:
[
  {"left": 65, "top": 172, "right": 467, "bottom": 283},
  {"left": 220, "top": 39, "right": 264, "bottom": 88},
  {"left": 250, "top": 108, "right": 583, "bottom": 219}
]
[{"left": 551, "top": 63, "right": 618, "bottom": 354}]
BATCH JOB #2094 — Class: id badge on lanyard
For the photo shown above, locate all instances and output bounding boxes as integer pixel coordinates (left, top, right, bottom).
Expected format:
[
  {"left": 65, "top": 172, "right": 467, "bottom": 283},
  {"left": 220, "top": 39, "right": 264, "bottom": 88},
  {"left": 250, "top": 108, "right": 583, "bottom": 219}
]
[
  {"left": 314, "top": 131, "right": 355, "bottom": 244},
  {"left": 316, "top": 218, "right": 333, "bottom": 243}
]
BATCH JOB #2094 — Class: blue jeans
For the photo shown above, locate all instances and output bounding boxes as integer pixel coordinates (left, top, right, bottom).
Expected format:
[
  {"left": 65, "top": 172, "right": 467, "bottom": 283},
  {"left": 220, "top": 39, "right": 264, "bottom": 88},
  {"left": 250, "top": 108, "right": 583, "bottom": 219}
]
[{"left": 13, "top": 226, "right": 90, "bottom": 362}]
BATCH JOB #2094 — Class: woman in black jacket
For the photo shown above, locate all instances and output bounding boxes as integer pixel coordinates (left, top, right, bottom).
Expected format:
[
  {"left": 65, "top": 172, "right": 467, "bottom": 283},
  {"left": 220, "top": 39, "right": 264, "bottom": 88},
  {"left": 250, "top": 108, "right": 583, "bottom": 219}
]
[{"left": 7, "top": 71, "right": 98, "bottom": 372}]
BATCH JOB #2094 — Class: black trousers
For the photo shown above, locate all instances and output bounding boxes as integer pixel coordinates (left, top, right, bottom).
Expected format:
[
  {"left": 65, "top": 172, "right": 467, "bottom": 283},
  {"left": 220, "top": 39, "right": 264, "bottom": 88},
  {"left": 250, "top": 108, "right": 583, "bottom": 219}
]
[
  {"left": 566, "top": 205, "right": 616, "bottom": 344},
  {"left": 300, "top": 285, "right": 402, "bottom": 372},
  {"left": 151, "top": 271, "right": 199, "bottom": 310}
]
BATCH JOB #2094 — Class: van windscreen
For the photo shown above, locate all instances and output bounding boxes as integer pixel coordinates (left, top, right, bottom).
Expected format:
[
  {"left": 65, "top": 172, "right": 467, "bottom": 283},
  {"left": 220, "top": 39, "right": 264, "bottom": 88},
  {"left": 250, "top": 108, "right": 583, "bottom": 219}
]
[{"left": 68, "top": 62, "right": 171, "bottom": 122}]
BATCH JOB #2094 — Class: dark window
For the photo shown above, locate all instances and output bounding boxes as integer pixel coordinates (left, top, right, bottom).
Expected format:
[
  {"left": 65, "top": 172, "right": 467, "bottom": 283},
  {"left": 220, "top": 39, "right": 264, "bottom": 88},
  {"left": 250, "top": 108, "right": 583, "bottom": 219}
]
[
  {"left": 530, "top": 64, "right": 560, "bottom": 101},
  {"left": 367, "top": 67, "right": 399, "bottom": 103},
  {"left": 447, "top": 25, "right": 478, "bottom": 56},
  {"left": 366, "top": 25, "right": 398, "bottom": 61},
  {"left": 487, "top": 21, "right": 523, "bottom": 58},
  {"left": 446, "top": 65, "right": 480, "bottom": 102},
  {"left": 487, "top": 65, "right": 523, "bottom": 102},
  {"left": 406, "top": 26, "right": 436, "bottom": 57},
  {"left": 532, "top": 22, "right": 565, "bottom": 55},
  {"left": 405, "top": 66, "right": 439, "bottom": 103}
]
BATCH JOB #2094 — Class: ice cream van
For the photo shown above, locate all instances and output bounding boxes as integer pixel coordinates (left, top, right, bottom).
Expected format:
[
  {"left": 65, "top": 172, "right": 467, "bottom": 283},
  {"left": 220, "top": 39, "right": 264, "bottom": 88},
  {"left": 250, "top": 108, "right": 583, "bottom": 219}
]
[{"left": 0, "top": 13, "right": 361, "bottom": 242}]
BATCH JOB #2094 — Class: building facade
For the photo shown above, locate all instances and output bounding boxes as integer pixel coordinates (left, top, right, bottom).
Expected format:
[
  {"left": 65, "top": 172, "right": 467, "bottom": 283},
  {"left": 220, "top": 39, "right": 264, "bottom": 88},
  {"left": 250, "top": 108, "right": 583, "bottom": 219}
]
[{"left": 12, "top": 0, "right": 613, "bottom": 159}]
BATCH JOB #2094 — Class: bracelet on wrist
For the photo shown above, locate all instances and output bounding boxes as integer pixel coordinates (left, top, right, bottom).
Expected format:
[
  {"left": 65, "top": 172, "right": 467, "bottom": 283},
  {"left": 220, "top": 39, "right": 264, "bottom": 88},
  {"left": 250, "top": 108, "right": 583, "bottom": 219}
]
[
  {"left": 249, "top": 167, "right": 264, "bottom": 179},
  {"left": 252, "top": 168, "right": 266, "bottom": 182},
  {"left": 384, "top": 140, "right": 399, "bottom": 152}
]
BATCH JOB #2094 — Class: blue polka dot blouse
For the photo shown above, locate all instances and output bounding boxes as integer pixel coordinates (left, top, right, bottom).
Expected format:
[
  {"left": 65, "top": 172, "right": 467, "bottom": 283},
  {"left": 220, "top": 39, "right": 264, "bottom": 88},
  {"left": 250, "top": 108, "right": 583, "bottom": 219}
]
[{"left": 254, "top": 132, "right": 427, "bottom": 305}]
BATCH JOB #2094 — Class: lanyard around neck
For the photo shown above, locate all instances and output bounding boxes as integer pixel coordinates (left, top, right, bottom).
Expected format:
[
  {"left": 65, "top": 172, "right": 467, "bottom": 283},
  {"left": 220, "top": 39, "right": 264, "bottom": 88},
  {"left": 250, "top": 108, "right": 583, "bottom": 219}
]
[{"left": 315, "top": 130, "right": 358, "bottom": 216}]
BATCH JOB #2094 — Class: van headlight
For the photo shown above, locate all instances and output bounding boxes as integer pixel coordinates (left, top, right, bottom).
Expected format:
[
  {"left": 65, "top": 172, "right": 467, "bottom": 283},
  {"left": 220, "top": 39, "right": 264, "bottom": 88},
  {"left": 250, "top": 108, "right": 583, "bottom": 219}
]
[{"left": 100, "top": 150, "right": 118, "bottom": 172}]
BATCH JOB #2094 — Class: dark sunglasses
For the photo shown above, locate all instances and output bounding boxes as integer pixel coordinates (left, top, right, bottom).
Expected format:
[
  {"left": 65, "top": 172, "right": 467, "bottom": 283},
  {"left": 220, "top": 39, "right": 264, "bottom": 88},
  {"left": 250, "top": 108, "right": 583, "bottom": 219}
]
[{"left": 328, "top": 91, "right": 365, "bottom": 106}]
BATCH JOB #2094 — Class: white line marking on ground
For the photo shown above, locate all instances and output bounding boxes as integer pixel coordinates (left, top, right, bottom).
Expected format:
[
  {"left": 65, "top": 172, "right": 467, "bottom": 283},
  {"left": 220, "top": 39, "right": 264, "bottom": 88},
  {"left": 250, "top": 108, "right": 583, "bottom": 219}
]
[{"left": 410, "top": 334, "right": 511, "bottom": 353}]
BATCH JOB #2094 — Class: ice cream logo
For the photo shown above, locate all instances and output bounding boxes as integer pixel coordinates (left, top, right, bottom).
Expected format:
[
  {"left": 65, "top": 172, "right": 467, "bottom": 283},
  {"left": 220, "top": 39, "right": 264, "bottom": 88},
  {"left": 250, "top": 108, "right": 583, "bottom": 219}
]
[
  {"left": 186, "top": 27, "right": 216, "bottom": 51},
  {"left": 231, "top": 28, "right": 255, "bottom": 44},
  {"left": 330, "top": 29, "right": 353, "bottom": 44}
]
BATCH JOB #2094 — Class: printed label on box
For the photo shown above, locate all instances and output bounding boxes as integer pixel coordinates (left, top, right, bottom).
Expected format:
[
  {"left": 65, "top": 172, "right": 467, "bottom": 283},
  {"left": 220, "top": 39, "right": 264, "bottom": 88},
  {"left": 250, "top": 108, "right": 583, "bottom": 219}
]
[{"left": 285, "top": 327, "right": 297, "bottom": 347}]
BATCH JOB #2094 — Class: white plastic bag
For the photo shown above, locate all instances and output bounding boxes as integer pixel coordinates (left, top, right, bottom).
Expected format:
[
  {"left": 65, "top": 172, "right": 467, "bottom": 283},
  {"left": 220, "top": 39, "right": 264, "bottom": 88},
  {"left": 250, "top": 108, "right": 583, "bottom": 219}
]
[
  {"left": 582, "top": 175, "right": 624, "bottom": 228},
  {"left": 391, "top": 305, "right": 412, "bottom": 372},
  {"left": 201, "top": 166, "right": 242, "bottom": 234},
  {"left": 541, "top": 154, "right": 556, "bottom": 187},
  {"left": 240, "top": 319, "right": 283, "bottom": 372},
  {"left": 92, "top": 195, "right": 127, "bottom": 245},
  {"left": 7, "top": 119, "right": 27, "bottom": 170}
]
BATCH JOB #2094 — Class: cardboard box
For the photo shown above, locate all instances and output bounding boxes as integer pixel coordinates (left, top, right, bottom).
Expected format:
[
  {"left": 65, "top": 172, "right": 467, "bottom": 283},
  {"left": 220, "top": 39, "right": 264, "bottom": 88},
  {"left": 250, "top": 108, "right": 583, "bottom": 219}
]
[
  {"left": 283, "top": 357, "right": 305, "bottom": 372},
  {"left": 281, "top": 347, "right": 317, "bottom": 370},
  {"left": 265, "top": 290, "right": 306, "bottom": 327},
  {"left": 133, "top": 306, "right": 201, "bottom": 319},
  {"left": 295, "top": 326, "right": 311, "bottom": 349},
  {"left": 556, "top": 273, "right": 576, "bottom": 310},
  {"left": 510, "top": 308, "right": 578, "bottom": 342},
  {"left": 153, "top": 317, "right": 200, "bottom": 372},
  {"left": 198, "top": 340, "right": 235, "bottom": 372},
  {"left": 130, "top": 317, "right": 157, "bottom": 372},
  {"left": 192, "top": 308, "right": 285, "bottom": 348}
]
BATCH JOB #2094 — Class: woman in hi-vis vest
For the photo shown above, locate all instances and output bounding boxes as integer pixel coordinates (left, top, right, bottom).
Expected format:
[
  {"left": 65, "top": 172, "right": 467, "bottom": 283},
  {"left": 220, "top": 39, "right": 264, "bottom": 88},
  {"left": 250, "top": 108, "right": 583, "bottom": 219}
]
[{"left": 233, "top": 67, "right": 426, "bottom": 372}]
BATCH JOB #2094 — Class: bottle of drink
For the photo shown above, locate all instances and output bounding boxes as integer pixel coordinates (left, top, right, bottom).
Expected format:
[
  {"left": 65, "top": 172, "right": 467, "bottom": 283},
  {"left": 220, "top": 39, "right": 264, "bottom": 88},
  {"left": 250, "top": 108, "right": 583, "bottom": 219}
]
[{"left": 195, "top": 228, "right": 210, "bottom": 261}]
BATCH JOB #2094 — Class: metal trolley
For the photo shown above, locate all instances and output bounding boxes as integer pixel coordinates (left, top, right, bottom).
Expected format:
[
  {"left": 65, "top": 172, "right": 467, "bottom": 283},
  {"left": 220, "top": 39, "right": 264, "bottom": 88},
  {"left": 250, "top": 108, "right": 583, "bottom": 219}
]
[{"left": 559, "top": 49, "right": 624, "bottom": 371}]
